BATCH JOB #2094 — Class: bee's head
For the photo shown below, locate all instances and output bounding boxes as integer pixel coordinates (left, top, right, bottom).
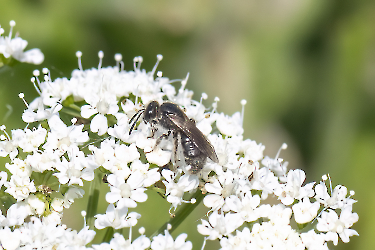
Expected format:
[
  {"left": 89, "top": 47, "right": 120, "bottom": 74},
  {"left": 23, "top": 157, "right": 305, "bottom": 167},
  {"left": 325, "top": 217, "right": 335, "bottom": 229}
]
[{"left": 144, "top": 101, "right": 160, "bottom": 123}]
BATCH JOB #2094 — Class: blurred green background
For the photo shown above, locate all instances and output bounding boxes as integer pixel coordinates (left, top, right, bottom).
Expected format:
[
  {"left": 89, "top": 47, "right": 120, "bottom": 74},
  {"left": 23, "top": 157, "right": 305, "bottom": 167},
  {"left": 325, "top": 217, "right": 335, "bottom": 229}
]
[{"left": 1, "top": 0, "right": 374, "bottom": 249}]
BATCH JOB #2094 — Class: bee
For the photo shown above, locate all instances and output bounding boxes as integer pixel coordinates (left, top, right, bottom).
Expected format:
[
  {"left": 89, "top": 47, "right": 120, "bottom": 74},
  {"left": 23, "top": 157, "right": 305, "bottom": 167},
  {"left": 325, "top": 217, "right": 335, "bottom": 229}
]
[{"left": 129, "top": 101, "right": 219, "bottom": 173}]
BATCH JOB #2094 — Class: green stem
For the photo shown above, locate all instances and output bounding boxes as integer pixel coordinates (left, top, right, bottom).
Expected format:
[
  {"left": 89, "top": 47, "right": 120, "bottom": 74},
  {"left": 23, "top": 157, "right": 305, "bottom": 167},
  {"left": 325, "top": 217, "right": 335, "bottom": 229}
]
[
  {"left": 86, "top": 170, "right": 103, "bottom": 229},
  {"left": 60, "top": 109, "right": 81, "bottom": 118},
  {"left": 102, "top": 227, "right": 114, "bottom": 242},
  {"left": 150, "top": 189, "right": 204, "bottom": 238},
  {"left": 69, "top": 103, "right": 82, "bottom": 112}
]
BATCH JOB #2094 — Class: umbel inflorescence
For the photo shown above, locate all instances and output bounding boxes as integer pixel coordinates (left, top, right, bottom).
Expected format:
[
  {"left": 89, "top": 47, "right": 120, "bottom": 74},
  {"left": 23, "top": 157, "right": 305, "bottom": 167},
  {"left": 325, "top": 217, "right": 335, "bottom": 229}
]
[
  {"left": 0, "top": 21, "right": 44, "bottom": 67},
  {"left": 0, "top": 45, "right": 358, "bottom": 248}
]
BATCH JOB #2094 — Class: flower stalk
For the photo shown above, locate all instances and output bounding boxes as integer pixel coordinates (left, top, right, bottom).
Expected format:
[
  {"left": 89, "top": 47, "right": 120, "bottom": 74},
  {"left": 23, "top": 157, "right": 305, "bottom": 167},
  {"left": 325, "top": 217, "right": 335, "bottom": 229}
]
[
  {"left": 86, "top": 170, "right": 103, "bottom": 229},
  {"left": 151, "top": 189, "right": 204, "bottom": 238}
]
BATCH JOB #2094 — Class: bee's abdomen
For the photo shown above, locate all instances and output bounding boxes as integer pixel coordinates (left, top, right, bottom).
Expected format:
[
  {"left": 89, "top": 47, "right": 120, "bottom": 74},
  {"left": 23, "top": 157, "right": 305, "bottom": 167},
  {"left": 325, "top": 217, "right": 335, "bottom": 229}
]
[{"left": 181, "top": 133, "right": 200, "bottom": 157}]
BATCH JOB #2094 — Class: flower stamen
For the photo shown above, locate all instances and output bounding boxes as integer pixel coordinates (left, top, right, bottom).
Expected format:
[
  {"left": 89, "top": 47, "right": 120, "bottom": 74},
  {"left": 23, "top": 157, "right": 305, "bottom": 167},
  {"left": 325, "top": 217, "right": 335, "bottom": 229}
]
[
  {"left": 18, "top": 93, "right": 29, "bottom": 108},
  {"left": 98, "top": 51, "right": 104, "bottom": 69},
  {"left": 32, "top": 70, "right": 42, "bottom": 95},
  {"left": 8, "top": 20, "right": 16, "bottom": 40},
  {"left": 76, "top": 51, "right": 83, "bottom": 71},
  {"left": 212, "top": 97, "right": 220, "bottom": 113},
  {"left": 114, "top": 53, "right": 124, "bottom": 71},
  {"left": 0, "top": 125, "right": 11, "bottom": 141},
  {"left": 241, "top": 99, "right": 247, "bottom": 127},
  {"left": 178, "top": 72, "right": 189, "bottom": 94},
  {"left": 151, "top": 54, "right": 163, "bottom": 76},
  {"left": 200, "top": 93, "right": 208, "bottom": 104}
]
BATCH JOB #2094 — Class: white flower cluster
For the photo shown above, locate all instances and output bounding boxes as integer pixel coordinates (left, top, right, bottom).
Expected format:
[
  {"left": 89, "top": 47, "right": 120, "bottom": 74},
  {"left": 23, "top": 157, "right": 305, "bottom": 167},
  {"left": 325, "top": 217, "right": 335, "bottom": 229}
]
[
  {"left": 0, "top": 21, "right": 44, "bottom": 67},
  {"left": 0, "top": 49, "right": 358, "bottom": 250}
]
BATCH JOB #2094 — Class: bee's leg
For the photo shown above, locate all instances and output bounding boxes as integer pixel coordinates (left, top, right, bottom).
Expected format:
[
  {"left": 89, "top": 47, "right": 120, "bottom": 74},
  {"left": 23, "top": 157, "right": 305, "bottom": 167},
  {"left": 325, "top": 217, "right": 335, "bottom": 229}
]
[
  {"left": 170, "top": 131, "right": 178, "bottom": 171},
  {"left": 171, "top": 131, "right": 179, "bottom": 163},
  {"left": 175, "top": 132, "right": 186, "bottom": 170},
  {"left": 145, "top": 130, "right": 172, "bottom": 154},
  {"left": 153, "top": 130, "right": 171, "bottom": 149},
  {"left": 147, "top": 126, "right": 157, "bottom": 139}
]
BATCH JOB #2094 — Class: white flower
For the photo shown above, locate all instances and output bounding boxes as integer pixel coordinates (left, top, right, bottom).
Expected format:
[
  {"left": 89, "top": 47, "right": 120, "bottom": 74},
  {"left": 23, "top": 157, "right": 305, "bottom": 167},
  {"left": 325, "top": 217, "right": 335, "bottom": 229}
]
[
  {"left": 300, "top": 230, "right": 329, "bottom": 250},
  {"left": 316, "top": 206, "right": 359, "bottom": 245},
  {"left": 261, "top": 143, "right": 288, "bottom": 181},
  {"left": 42, "top": 211, "right": 63, "bottom": 225},
  {"left": 128, "top": 58, "right": 167, "bottom": 104},
  {"left": 0, "top": 209, "right": 4, "bottom": 226},
  {"left": 51, "top": 198, "right": 64, "bottom": 212},
  {"left": 248, "top": 221, "right": 304, "bottom": 250},
  {"left": 146, "top": 144, "right": 172, "bottom": 167},
  {"left": 315, "top": 182, "right": 353, "bottom": 209},
  {"left": 215, "top": 112, "right": 244, "bottom": 137},
  {"left": 0, "top": 132, "right": 18, "bottom": 159},
  {"left": 11, "top": 125, "right": 47, "bottom": 153},
  {"left": 5, "top": 158, "right": 32, "bottom": 177},
  {"left": 27, "top": 194, "right": 46, "bottom": 216},
  {"left": 25, "top": 149, "right": 59, "bottom": 172},
  {"left": 5, "top": 175, "right": 36, "bottom": 201},
  {"left": 53, "top": 145, "right": 97, "bottom": 186},
  {"left": 162, "top": 170, "right": 199, "bottom": 210},
  {"left": 36, "top": 74, "right": 73, "bottom": 105},
  {"left": 108, "top": 143, "right": 140, "bottom": 175},
  {"left": 197, "top": 211, "right": 243, "bottom": 240},
  {"left": 130, "top": 160, "right": 161, "bottom": 187},
  {"left": 225, "top": 192, "right": 261, "bottom": 222},
  {"left": 22, "top": 98, "right": 62, "bottom": 123},
  {"left": 0, "top": 227, "right": 22, "bottom": 250},
  {"left": 2, "top": 202, "right": 31, "bottom": 226},
  {"left": 173, "top": 83, "right": 194, "bottom": 107},
  {"left": 219, "top": 227, "right": 251, "bottom": 250},
  {"left": 60, "top": 226, "right": 96, "bottom": 248},
  {"left": 105, "top": 233, "right": 150, "bottom": 250},
  {"left": 236, "top": 157, "right": 257, "bottom": 185},
  {"left": 17, "top": 217, "right": 74, "bottom": 249},
  {"left": 108, "top": 112, "right": 132, "bottom": 142},
  {"left": 185, "top": 101, "right": 215, "bottom": 135},
  {"left": 0, "top": 20, "right": 44, "bottom": 64},
  {"left": 274, "top": 169, "right": 315, "bottom": 205},
  {"left": 292, "top": 198, "right": 320, "bottom": 224},
  {"left": 89, "top": 138, "right": 117, "bottom": 166},
  {"left": 0, "top": 171, "right": 7, "bottom": 189},
  {"left": 63, "top": 186, "right": 85, "bottom": 208},
  {"left": 90, "top": 139, "right": 139, "bottom": 179},
  {"left": 105, "top": 173, "right": 147, "bottom": 208},
  {"left": 250, "top": 167, "right": 280, "bottom": 200},
  {"left": 81, "top": 90, "right": 119, "bottom": 135},
  {"left": 268, "top": 204, "right": 293, "bottom": 225},
  {"left": 94, "top": 204, "right": 141, "bottom": 230},
  {"left": 240, "top": 139, "right": 265, "bottom": 162},
  {"left": 92, "top": 243, "right": 111, "bottom": 250},
  {"left": 44, "top": 115, "right": 89, "bottom": 153},
  {"left": 151, "top": 230, "right": 192, "bottom": 250},
  {"left": 203, "top": 170, "right": 236, "bottom": 211},
  {"left": 121, "top": 99, "right": 139, "bottom": 117},
  {"left": 184, "top": 101, "right": 206, "bottom": 123},
  {"left": 207, "top": 134, "right": 241, "bottom": 169}
]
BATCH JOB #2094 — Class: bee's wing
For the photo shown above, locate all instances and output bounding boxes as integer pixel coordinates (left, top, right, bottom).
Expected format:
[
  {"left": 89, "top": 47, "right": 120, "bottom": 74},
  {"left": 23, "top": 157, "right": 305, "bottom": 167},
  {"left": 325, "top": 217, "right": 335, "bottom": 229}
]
[{"left": 167, "top": 115, "right": 219, "bottom": 163}]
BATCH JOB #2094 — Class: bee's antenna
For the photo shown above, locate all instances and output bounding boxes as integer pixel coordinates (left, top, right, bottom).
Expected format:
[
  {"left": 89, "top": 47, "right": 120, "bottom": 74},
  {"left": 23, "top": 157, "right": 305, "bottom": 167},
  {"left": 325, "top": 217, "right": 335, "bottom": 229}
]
[{"left": 129, "top": 109, "right": 145, "bottom": 135}]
